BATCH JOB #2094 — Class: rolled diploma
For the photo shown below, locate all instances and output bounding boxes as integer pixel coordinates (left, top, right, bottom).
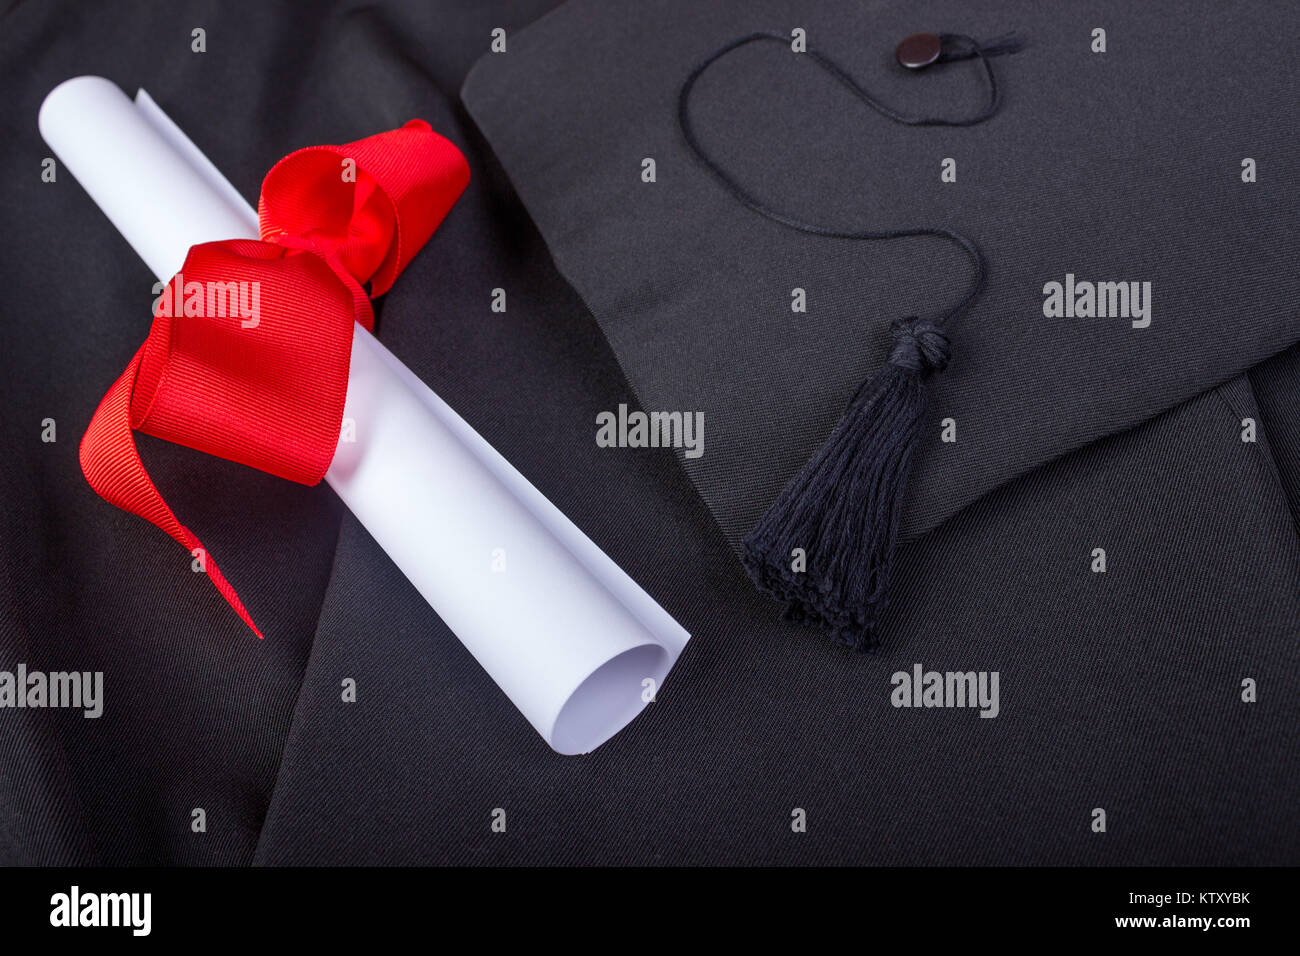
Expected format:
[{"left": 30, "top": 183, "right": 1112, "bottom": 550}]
[{"left": 39, "top": 76, "right": 689, "bottom": 755}]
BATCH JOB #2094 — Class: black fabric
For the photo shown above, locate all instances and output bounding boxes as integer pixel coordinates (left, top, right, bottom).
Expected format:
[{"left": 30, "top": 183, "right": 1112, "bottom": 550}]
[
  {"left": 1251, "top": 343, "right": 1300, "bottom": 534},
  {"left": 1, "top": 0, "right": 1297, "bottom": 867},
  {"left": 252, "top": 378, "right": 1300, "bottom": 865},
  {"left": 462, "top": 0, "right": 1300, "bottom": 548}
]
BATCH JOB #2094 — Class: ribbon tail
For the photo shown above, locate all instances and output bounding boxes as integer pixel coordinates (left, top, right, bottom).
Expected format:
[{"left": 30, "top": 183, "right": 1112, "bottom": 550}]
[{"left": 79, "top": 350, "right": 264, "bottom": 639}]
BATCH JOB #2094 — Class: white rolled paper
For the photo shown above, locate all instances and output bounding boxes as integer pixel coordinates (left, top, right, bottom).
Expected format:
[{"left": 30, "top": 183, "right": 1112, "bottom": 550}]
[{"left": 39, "top": 76, "right": 689, "bottom": 755}]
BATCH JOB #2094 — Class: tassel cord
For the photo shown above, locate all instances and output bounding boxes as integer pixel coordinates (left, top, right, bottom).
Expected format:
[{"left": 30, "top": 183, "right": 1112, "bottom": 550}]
[{"left": 677, "top": 30, "right": 1023, "bottom": 331}]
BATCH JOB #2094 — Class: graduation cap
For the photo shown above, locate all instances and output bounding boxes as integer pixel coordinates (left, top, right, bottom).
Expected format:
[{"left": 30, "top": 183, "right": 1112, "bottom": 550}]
[{"left": 462, "top": 1, "right": 1300, "bottom": 650}]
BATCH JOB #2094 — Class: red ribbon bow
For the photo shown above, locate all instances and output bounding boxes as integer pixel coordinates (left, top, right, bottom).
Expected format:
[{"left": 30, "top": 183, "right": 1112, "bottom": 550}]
[{"left": 79, "top": 120, "right": 470, "bottom": 637}]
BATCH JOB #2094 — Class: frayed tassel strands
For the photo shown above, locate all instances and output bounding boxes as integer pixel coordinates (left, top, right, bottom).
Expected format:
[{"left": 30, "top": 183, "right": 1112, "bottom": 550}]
[
  {"left": 741, "top": 319, "right": 948, "bottom": 651},
  {"left": 679, "top": 31, "right": 1022, "bottom": 649}
]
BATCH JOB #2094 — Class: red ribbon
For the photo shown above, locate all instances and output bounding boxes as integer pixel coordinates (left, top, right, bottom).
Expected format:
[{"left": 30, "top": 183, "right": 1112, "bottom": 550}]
[{"left": 79, "top": 120, "right": 470, "bottom": 637}]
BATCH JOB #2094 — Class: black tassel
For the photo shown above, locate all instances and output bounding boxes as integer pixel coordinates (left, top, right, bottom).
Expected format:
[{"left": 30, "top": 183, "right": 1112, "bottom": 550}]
[
  {"left": 741, "top": 319, "right": 950, "bottom": 651},
  {"left": 680, "top": 30, "right": 1020, "bottom": 649}
]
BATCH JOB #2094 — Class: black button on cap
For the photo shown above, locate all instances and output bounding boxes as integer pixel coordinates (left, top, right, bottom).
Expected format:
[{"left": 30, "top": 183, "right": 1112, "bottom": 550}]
[{"left": 896, "top": 32, "right": 942, "bottom": 69}]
